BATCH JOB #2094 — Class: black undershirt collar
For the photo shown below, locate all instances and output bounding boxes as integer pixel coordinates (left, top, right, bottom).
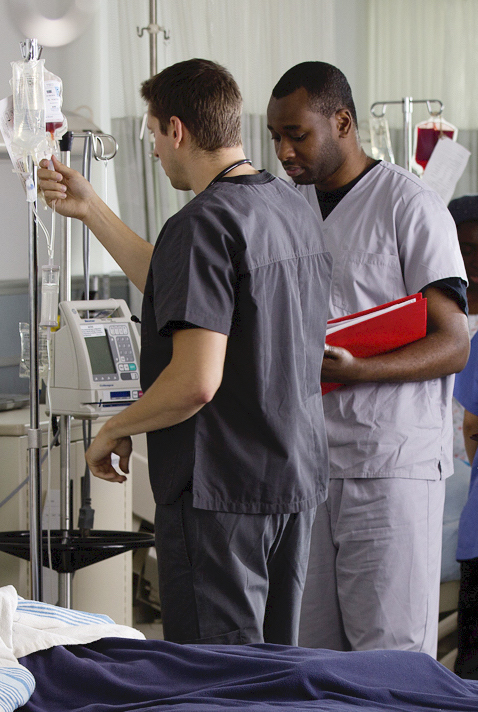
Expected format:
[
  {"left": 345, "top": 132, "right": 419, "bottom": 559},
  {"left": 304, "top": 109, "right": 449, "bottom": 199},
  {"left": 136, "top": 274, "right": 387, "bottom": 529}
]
[{"left": 315, "top": 160, "right": 381, "bottom": 220}]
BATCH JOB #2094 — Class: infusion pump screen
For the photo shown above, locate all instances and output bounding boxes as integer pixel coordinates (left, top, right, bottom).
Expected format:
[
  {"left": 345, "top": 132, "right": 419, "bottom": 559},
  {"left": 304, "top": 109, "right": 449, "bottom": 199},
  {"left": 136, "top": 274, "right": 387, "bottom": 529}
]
[
  {"left": 81, "top": 323, "right": 139, "bottom": 382},
  {"left": 85, "top": 334, "right": 116, "bottom": 375}
]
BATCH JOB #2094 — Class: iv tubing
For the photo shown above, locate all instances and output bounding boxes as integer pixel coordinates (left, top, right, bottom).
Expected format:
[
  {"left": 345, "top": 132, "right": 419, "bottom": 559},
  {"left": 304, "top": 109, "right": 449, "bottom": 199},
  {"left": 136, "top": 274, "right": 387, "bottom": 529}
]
[
  {"left": 32, "top": 205, "right": 53, "bottom": 257},
  {"left": 45, "top": 331, "right": 53, "bottom": 572},
  {"left": 0, "top": 433, "right": 59, "bottom": 511},
  {"left": 49, "top": 200, "right": 56, "bottom": 264}
]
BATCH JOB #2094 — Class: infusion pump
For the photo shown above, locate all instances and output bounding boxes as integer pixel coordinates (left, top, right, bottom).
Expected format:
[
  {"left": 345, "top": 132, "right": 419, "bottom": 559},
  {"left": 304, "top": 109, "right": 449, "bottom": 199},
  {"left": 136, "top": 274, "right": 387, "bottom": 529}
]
[{"left": 49, "top": 299, "right": 141, "bottom": 419}]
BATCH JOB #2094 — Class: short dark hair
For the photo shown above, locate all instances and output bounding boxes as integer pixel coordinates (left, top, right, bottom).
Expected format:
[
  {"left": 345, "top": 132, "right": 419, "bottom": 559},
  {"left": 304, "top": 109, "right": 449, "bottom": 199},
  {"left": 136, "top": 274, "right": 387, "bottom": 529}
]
[
  {"left": 272, "top": 62, "right": 358, "bottom": 128},
  {"left": 448, "top": 195, "right": 478, "bottom": 226},
  {"left": 140, "top": 58, "right": 243, "bottom": 152}
]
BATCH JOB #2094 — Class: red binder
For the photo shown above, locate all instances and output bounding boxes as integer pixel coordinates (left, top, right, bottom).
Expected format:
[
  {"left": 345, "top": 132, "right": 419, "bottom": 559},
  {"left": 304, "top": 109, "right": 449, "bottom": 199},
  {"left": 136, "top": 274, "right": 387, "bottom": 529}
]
[{"left": 322, "top": 293, "right": 427, "bottom": 395}]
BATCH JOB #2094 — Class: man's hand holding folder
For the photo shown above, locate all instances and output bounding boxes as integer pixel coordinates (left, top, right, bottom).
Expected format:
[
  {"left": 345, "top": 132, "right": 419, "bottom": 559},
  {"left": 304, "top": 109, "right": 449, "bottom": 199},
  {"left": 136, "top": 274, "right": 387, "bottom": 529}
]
[{"left": 321, "top": 294, "right": 427, "bottom": 395}]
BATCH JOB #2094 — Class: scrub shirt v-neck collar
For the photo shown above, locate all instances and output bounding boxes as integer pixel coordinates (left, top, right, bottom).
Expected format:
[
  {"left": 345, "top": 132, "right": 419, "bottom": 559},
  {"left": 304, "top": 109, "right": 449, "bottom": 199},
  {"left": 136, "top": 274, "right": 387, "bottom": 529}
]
[{"left": 315, "top": 160, "right": 381, "bottom": 221}]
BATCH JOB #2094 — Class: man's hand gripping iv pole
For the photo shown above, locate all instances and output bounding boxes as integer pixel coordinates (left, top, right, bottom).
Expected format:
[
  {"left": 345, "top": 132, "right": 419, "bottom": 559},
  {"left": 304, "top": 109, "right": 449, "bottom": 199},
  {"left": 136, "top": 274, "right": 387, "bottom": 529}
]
[{"left": 38, "top": 156, "right": 153, "bottom": 292}]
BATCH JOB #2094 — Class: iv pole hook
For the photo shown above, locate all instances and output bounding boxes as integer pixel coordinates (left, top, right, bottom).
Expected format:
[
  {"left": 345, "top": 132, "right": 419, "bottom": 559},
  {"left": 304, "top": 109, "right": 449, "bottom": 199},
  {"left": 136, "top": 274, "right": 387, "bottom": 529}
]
[
  {"left": 137, "top": 0, "right": 170, "bottom": 79},
  {"left": 136, "top": 23, "right": 170, "bottom": 41}
]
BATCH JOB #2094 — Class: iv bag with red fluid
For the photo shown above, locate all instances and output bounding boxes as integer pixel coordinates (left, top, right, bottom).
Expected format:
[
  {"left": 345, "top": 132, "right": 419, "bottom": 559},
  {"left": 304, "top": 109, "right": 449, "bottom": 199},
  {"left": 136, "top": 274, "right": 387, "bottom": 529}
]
[{"left": 413, "top": 119, "right": 457, "bottom": 171}]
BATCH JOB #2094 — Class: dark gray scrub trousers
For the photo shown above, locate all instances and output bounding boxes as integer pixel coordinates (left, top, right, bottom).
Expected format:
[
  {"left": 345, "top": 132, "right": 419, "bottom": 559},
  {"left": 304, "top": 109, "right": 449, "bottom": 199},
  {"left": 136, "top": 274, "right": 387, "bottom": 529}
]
[{"left": 155, "top": 491, "right": 317, "bottom": 645}]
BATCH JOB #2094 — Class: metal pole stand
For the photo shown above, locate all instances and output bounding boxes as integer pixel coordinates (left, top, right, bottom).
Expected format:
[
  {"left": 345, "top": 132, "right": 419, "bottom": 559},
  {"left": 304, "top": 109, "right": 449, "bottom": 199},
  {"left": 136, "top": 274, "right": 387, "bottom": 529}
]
[{"left": 370, "top": 97, "right": 444, "bottom": 172}]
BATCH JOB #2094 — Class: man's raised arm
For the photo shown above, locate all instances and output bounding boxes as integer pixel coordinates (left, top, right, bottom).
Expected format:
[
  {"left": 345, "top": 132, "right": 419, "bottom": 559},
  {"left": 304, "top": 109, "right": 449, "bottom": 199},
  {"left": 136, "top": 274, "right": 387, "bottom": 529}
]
[{"left": 38, "top": 155, "right": 153, "bottom": 293}]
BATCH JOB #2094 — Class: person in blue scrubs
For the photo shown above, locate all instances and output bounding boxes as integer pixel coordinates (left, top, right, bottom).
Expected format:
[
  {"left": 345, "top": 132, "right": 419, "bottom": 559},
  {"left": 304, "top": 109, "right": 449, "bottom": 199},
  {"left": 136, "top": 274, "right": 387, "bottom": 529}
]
[{"left": 454, "top": 329, "right": 478, "bottom": 678}]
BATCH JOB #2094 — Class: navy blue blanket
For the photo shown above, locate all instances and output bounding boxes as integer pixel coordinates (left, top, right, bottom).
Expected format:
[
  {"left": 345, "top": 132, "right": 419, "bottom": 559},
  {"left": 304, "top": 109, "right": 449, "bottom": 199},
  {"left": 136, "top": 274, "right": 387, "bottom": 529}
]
[{"left": 18, "top": 638, "right": 478, "bottom": 711}]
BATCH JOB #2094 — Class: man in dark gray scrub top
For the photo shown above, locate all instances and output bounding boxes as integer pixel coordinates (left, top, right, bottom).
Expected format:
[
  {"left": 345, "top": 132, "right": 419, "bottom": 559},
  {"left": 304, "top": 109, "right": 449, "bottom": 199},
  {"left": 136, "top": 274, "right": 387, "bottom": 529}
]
[{"left": 38, "top": 58, "right": 332, "bottom": 646}]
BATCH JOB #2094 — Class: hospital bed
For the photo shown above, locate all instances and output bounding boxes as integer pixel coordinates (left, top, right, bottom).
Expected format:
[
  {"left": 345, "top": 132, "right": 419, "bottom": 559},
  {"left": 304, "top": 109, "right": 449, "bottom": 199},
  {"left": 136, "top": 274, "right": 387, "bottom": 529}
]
[{"left": 1, "top": 586, "right": 477, "bottom": 712}]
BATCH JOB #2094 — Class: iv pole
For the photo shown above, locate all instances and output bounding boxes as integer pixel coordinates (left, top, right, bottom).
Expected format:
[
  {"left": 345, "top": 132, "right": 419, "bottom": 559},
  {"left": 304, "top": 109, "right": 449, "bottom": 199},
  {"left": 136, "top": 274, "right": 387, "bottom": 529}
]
[
  {"left": 370, "top": 97, "right": 444, "bottom": 171},
  {"left": 58, "top": 131, "right": 72, "bottom": 608},
  {"left": 21, "top": 37, "right": 44, "bottom": 602},
  {"left": 57, "top": 131, "right": 117, "bottom": 609},
  {"left": 20, "top": 4, "right": 164, "bottom": 599},
  {"left": 42, "top": 4, "right": 166, "bottom": 608},
  {"left": 15, "top": 43, "right": 118, "bottom": 606},
  {"left": 137, "top": 0, "right": 171, "bottom": 145},
  {"left": 2, "top": 41, "right": 152, "bottom": 609},
  {"left": 27, "top": 151, "right": 43, "bottom": 601}
]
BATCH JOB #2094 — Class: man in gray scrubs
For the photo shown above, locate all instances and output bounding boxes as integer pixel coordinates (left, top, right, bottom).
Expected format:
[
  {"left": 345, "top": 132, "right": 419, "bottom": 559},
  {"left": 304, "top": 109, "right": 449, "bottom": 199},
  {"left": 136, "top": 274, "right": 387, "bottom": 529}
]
[
  {"left": 38, "top": 59, "right": 332, "bottom": 645},
  {"left": 267, "top": 61, "right": 469, "bottom": 657}
]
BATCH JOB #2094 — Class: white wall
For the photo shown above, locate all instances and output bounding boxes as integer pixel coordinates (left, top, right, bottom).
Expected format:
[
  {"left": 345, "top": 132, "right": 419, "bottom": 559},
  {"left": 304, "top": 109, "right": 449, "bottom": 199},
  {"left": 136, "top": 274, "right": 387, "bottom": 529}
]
[{"left": 332, "top": 0, "right": 369, "bottom": 127}]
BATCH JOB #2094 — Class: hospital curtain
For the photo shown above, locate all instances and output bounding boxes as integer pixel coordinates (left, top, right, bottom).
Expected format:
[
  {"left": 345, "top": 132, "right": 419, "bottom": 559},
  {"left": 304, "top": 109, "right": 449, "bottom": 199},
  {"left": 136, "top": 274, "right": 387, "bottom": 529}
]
[
  {"left": 366, "top": 0, "right": 478, "bottom": 194},
  {"left": 105, "top": 0, "right": 336, "bottom": 238}
]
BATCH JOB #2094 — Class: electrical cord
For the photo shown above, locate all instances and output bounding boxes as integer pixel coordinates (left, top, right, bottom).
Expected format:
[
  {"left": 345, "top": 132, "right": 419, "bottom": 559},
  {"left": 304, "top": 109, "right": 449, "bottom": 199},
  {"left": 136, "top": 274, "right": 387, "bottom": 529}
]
[{"left": 78, "top": 420, "right": 95, "bottom": 537}]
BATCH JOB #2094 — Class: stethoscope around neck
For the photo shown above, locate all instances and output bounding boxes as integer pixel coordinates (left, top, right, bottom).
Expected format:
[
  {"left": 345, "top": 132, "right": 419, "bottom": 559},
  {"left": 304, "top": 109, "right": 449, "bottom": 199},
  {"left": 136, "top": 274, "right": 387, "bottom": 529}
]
[{"left": 206, "top": 159, "right": 252, "bottom": 189}]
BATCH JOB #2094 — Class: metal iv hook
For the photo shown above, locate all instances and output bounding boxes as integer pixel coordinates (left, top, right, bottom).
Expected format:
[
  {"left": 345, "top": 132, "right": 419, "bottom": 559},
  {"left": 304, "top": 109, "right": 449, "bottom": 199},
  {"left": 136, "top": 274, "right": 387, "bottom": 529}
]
[
  {"left": 371, "top": 98, "right": 444, "bottom": 119},
  {"left": 137, "top": 23, "right": 170, "bottom": 41},
  {"left": 92, "top": 134, "right": 118, "bottom": 162},
  {"left": 425, "top": 100, "right": 444, "bottom": 118}
]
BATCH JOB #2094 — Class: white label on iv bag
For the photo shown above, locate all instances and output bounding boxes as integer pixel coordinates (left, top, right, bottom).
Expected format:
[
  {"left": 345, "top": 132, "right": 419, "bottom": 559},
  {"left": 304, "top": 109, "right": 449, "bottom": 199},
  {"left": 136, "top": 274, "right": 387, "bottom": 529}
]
[{"left": 44, "top": 80, "right": 63, "bottom": 123}]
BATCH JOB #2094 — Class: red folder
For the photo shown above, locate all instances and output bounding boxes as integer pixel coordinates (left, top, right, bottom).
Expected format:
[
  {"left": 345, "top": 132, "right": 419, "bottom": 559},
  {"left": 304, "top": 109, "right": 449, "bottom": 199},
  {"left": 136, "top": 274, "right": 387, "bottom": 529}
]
[{"left": 322, "top": 293, "right": 427, "bottom": 395}]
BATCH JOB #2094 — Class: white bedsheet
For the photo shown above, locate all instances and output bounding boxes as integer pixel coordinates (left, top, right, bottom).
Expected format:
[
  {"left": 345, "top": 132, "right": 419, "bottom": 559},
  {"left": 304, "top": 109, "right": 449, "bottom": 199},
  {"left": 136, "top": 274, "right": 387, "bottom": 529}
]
[{"left": 0, "top": 585, "right": 145, "bottom": 711}]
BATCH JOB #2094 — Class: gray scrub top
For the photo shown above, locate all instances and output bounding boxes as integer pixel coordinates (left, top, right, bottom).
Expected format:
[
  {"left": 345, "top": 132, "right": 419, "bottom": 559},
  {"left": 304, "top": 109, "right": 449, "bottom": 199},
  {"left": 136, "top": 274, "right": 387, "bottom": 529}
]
[
  {"left": 141, "top": 171, "right": 332, "bottom": 513},
  {"left": 297, "top": 161, "right": 468, "bottom": 481}
]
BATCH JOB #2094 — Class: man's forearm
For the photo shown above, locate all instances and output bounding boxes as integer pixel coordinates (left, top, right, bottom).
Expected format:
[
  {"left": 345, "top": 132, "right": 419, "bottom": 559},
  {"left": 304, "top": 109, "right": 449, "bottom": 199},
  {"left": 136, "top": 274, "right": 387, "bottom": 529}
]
[
  {"left": 100, "top": 328, "right": 228, "bottom": 440},
  {"left": 87, "top": 329, "right": 228, "bottom": 484},
  {"left": 101, "top": 370, "right": 207, "bottom": 442},
  {"left": 38, "top": 158, "right": 154, "bottom": 292},
  {"left": 323, "top": 324, "right": 469, "bottom": 385},
  {"left": 322, "top": 286, "right": 470, "bottom": 385}
]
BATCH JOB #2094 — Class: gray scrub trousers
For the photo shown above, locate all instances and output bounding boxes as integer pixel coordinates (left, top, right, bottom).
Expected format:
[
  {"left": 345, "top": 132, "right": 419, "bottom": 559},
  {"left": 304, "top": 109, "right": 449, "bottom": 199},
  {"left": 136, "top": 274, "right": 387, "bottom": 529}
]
[{"left": 155, "top": 492, "right": 316, "bottom": 644}]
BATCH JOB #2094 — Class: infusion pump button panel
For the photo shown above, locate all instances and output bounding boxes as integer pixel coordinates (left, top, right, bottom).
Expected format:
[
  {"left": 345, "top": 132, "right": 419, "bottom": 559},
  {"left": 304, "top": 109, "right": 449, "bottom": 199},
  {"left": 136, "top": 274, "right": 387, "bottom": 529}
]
[
  {"left": 50, "top": 299, "right": 142, "bottom": 419},
  {"left": 81, "top": 323, "right": 139, "bottom": 382}
]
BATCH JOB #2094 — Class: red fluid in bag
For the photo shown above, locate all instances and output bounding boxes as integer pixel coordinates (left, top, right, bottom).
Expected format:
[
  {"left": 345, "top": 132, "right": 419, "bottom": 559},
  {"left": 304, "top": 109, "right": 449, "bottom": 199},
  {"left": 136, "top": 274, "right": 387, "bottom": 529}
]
[
  {"left": 46, "top": 121, "right": 64, "bottom": 137},
  {"left": 415, "top": 127, "right": 455, "bottom": 169}
]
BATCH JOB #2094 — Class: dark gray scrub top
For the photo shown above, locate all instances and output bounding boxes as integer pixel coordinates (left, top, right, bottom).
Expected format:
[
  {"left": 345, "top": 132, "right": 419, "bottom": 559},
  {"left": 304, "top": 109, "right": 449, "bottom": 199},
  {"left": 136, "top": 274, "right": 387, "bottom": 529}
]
[{"left": 140, "top": 171, "right": 332, "bottom": 514}]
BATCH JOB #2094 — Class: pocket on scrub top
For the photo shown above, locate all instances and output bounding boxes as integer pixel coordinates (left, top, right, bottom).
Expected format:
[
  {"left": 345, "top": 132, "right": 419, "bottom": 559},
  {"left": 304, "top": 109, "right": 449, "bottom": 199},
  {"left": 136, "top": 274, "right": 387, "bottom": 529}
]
[{"left": 331, "top": 250, "right": 403, "bottom": 314}]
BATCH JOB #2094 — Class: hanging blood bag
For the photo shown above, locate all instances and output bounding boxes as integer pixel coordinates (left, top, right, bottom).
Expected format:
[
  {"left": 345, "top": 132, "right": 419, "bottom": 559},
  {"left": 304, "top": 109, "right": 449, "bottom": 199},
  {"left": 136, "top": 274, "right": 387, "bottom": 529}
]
[{"left": 412, "top": 118, "right": 457, "bottom": 173}]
